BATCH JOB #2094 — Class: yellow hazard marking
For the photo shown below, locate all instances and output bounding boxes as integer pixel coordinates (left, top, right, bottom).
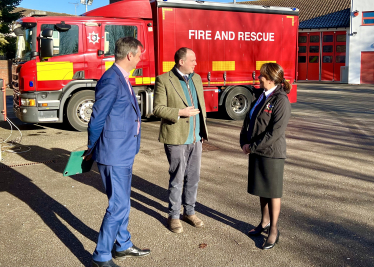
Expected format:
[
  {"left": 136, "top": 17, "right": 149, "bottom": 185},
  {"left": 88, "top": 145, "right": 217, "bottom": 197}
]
[
  {"left": 202, "top": 81, "right": 252, "bottom": 85},
  {"left": 141, "top": 77, "right": 155, "bottom": 84},
  {"left": 37, "top": 62, "right": 74, "bottom": 81},
  {"left": 202, "top": 79, "right": 290, "bottom": 85},
  {"left": 140, "top": 78, "right": 149, "bottom": 84},
  {"left": 212, "top": 61, "right": 235, "bottom": 71},
  {"left": 163, "top": 8, "right": 173, "bottom": 20},
  {"left": 135, "top": 77, "right": 156, "bottom": 85},
  {"left": 105, "top": 61, "right": 114, "bottom": 70},
  {"left": 163, "top": 61, "right": 175, "bottom": 72},
  {"left": 287, "top": 16, "right": 295, "bottom": 26},
  {"left": 256, "top": 61, "right": 276, "bottom": 70}
]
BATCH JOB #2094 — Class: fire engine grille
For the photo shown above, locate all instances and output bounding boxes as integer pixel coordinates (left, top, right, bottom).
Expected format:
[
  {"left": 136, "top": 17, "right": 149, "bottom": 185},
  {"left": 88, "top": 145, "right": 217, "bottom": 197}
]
[{"left": 11, "top": 63, "right": 21, "bottom": 91}]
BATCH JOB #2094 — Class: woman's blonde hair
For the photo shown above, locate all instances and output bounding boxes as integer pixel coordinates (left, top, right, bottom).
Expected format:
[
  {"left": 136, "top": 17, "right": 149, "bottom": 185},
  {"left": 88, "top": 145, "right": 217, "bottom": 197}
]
[{"left": 260, "top": 63, "right": 291, "bottom": 94}]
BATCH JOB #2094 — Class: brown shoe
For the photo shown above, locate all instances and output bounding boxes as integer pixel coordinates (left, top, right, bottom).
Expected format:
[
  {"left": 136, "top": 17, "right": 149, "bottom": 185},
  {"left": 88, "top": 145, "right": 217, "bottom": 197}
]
[
  {"left": 182, "top": 214, "right": 204, "bottom": 228},
  {"left": 167, "top": 217, "right": 183, "bottom": 233}
]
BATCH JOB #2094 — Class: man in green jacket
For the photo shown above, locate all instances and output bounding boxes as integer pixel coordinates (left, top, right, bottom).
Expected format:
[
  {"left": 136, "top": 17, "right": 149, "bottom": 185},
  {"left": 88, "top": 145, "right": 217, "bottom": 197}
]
[{"left": 153, "top": 47, "right": 209, "bottom": 234}]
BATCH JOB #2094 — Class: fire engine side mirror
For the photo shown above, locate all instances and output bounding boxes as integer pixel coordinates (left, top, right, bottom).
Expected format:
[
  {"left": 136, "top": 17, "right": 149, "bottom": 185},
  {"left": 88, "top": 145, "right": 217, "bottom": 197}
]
[
  {"left": 40, "top": 29, "right": 54, "bottom": 59},
  {"left": 13, "top": 27, "right": 24, "bottom": 36},
  {"left": 21, "top": 22, "right": 36, "bottom": 29},
  {"left": 55, "top": 22, "right": 71, "bottom": 32},
  {"left": 42, "top": 29, "right": 53, "bottom": 38},
  {"left": 40, "top": 39, "right": 53, "bottom": 59}
]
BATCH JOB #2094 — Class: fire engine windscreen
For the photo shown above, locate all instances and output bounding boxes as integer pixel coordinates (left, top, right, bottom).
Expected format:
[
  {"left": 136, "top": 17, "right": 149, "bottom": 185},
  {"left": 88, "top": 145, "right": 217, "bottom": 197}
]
[
  {"left": 41, "top": 24, "right": 79, "bottom": 56},
  {"left": 104, "top": 25, "right": 137, "bottom": 55},
  {"left": 14, "top": 24, "right": 35, "bottom": 61}
]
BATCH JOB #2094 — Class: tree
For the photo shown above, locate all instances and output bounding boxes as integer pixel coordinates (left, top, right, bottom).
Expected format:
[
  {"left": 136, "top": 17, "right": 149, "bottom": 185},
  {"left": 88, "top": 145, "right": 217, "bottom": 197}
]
[{"left": 0, "top": 0, "right": 22, "bottom": 58}]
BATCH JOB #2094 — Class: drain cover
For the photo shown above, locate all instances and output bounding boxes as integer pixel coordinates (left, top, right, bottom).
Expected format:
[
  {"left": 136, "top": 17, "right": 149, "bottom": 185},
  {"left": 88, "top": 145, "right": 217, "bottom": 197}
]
[{"left": 0, "top": 159, "right": 57, "bottom": 169}]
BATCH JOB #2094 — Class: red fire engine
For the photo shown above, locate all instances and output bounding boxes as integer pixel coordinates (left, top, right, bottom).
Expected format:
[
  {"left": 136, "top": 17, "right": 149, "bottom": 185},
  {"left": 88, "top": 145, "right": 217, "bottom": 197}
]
[{"left": 11, "top": 0, "right": 299, "bottom": 131}]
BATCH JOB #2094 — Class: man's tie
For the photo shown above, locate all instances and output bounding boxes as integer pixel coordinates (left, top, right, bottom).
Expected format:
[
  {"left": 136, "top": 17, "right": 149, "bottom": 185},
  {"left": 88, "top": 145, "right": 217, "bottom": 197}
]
[{"left": 184, "top": 75, "right": 189, "bottom": 82}]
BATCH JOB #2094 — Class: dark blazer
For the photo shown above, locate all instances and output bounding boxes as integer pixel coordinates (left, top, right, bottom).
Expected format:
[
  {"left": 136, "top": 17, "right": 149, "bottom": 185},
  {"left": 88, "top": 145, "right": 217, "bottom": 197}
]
[
  {"left": 153, "top": 68, "right": 208, "bottom": 145},
  {"left": 240, "top": 85, "right": 291, "bottom": 159},
  {"left": 87, "top": 64, "right": 141, "bottom": 166}
]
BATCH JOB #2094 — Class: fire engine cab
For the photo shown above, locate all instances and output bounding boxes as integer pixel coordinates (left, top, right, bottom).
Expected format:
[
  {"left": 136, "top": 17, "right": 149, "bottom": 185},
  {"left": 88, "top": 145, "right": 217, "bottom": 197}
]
[{"left": 12, "top": 0, "right": 299, "bottom": 131}]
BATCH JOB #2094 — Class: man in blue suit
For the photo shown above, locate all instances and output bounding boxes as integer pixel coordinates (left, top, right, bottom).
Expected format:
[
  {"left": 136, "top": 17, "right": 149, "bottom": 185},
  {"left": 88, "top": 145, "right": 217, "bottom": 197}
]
[{"left": 85, "top": 37, "right": 150, "bottom": 267}]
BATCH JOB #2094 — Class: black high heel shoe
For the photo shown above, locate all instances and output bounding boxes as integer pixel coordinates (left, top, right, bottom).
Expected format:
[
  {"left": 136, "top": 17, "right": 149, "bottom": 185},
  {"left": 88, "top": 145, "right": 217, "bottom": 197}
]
[
  {"left": 248, "top": 222, "right": 271, "bottom": 236},
  {"left": 262, "top": 230, "right": 280, "bottom": 250}
]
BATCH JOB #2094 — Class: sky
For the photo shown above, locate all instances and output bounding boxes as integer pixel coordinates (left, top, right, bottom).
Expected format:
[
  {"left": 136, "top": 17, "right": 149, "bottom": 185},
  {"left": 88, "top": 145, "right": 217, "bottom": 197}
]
[{"left": 18, "top": 0, "right": 250, "bottom": 16}]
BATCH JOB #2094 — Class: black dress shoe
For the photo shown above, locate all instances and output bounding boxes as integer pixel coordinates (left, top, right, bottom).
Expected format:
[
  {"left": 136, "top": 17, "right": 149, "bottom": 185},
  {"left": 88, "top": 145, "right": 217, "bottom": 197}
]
[
  {"left": 92, "top": 259, "right": 120, "bottom": 267},
  {"left": 262, "top": 230, "right": 280, "bottom": 250},
  {"left": 248, "top": 222, "right": 270, "bottom": 236},
  {"left": 114, "top": 245, "right": 151, "bottom": 260}
]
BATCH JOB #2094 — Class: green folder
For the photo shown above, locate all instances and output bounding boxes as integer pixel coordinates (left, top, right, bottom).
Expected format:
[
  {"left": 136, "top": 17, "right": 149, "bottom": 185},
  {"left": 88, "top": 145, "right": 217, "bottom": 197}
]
[{"left": 63, "top": 150, "right": 94, "bottom": 176}]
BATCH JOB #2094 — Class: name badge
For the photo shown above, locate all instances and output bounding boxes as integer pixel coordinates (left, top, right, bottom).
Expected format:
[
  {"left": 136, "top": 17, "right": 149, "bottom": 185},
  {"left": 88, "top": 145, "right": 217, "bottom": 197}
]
[{"left": 264, "top": 103, "right": 274, "bottom": 114}]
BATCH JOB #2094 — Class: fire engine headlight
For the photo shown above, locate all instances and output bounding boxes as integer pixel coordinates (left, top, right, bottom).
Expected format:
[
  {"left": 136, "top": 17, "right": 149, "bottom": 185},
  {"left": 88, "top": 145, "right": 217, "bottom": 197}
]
[{"left": 20, "top": 98, "right": 36, "bottom": 106}]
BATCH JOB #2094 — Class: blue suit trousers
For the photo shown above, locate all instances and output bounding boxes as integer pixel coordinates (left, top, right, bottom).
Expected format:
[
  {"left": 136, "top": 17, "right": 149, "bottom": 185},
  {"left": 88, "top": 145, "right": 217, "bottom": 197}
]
[{"left": 92, "top": 163, "right": 134, "bottom": 262}]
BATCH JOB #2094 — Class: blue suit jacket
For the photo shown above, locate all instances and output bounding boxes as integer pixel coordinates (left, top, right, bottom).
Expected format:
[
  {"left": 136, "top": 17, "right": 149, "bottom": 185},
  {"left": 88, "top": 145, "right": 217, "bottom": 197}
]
[{"left": 87, "top": 64, "right": 141, "bottom": 166}]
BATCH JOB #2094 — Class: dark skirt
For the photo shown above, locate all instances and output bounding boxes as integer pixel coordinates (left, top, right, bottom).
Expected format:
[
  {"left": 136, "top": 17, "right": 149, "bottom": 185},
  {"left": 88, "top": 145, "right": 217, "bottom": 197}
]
[{"left": 248, "top": 154, "right": 285, "bottom": 198}]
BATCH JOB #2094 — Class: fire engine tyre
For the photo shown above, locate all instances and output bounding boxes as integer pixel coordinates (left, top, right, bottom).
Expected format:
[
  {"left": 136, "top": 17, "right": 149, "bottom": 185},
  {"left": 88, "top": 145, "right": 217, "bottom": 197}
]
[
  {"left": 66, "top": 90, "right": 95, "bottom": 132},
  {"left": 224, "top": 87, "right": 253, "bottom": 120}
]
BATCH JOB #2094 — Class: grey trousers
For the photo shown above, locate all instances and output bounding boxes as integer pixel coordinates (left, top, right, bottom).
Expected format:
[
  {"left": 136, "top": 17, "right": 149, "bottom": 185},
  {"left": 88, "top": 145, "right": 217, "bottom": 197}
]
[{"left": 164, "top": 141, "right": 202, "bottom": 219}]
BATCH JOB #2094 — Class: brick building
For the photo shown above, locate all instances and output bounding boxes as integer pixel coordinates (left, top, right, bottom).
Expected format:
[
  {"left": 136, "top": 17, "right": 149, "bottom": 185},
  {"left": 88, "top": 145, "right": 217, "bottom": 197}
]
[{"left": 0, "top": 60, "right": 10, "bottom": 86}]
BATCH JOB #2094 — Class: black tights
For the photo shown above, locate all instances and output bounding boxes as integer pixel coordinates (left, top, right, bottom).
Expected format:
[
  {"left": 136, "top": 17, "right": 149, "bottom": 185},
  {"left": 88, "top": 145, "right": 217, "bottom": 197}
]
[{"left": 260, "top": 197, "right": 281, "bottom": 243}]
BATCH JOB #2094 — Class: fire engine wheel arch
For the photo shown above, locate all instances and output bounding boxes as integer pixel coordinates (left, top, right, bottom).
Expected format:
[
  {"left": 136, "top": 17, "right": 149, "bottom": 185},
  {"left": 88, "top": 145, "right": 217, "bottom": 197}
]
[
  {"left": 220, "top": 86, "right": 254, "bottom": 121},
  {"left": 66, "top": 90, "right": 95, "bottom": 132}
]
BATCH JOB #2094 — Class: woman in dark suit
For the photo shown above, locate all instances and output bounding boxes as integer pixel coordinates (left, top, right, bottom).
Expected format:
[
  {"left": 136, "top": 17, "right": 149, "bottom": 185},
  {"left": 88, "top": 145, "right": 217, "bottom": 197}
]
[{"left": 240, "top": 63, "right": 291, "bottom": 250}]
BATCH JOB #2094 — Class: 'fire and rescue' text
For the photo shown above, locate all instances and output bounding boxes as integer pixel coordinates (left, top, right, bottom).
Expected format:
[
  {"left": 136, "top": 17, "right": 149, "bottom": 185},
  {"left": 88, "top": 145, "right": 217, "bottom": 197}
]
[{"left": 189, "top": 30, "right": 275, "bottom": 41}]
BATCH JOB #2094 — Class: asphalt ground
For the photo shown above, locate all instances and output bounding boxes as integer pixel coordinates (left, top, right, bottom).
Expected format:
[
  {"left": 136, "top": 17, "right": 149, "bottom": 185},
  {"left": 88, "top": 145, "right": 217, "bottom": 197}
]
[{"left": 0, "top": 83, "right": 373, "bottom": 267}]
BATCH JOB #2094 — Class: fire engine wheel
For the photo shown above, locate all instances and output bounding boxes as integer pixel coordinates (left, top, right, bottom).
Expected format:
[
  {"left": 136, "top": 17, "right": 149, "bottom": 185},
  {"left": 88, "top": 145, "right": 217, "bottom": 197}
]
[
  {"left": 224, "top": 87, "right": 253, "bottom": 120},
  {"left": 67, "top": 90, "right": 95, "bottom": 132}
]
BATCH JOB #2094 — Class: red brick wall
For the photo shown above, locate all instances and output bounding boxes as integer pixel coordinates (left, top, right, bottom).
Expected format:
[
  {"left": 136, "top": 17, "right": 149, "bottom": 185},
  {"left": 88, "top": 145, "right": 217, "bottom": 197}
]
[{"left": 0, "top": 60, "right": 9, "bottom": 86}]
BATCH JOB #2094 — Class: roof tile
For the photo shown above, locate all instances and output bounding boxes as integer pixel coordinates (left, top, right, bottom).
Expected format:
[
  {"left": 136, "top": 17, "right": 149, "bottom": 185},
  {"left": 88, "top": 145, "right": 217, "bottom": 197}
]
[
  {"left": 13, "top": 7, "right": 74, "bottom": 17},
  {"left": 240, "top": 0, "right": 350, "bottom": 23},
  {"left": 299, "top": 8, "right": 350, "bottom": 29}
]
